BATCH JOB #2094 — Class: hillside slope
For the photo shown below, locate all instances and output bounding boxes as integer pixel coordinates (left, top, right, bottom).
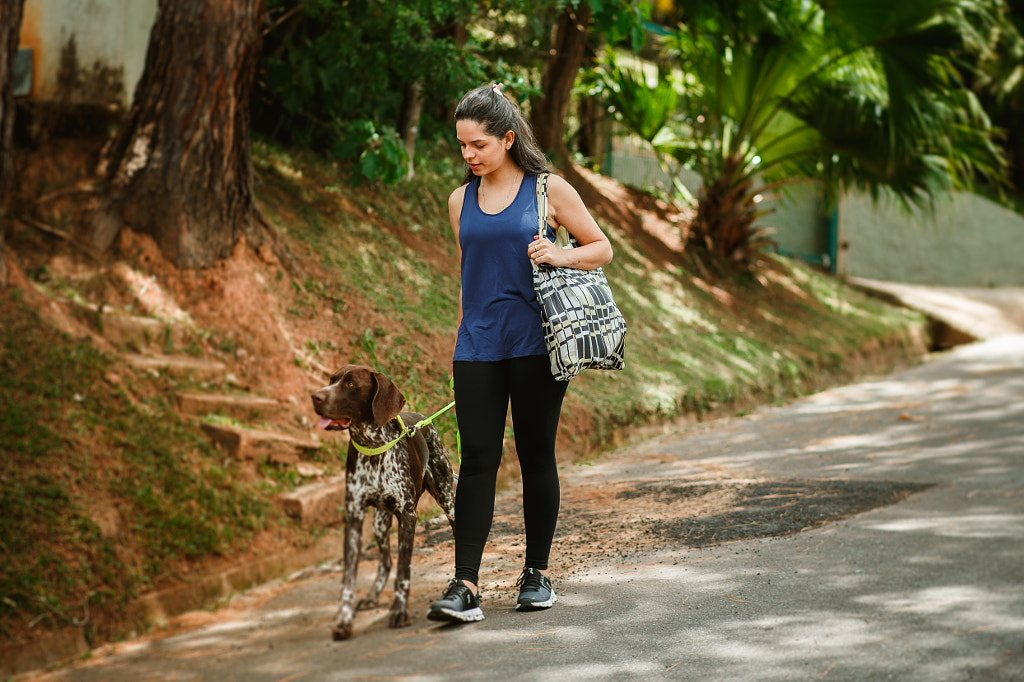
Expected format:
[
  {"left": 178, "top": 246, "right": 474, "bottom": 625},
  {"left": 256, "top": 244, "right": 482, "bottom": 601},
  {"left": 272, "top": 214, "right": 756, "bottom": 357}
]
[{"left": 0, "top": 137, "right": 928, "bottom": 666}]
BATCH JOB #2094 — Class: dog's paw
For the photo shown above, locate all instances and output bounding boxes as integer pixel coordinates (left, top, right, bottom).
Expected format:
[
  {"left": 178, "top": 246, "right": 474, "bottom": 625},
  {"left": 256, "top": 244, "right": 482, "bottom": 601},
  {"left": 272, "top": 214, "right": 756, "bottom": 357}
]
[
  {"left": 356, "top": 597, "right": 379, "bottom": 611},
  {"left": 331, "top": 623, "right": 353, "bottom": 641},
  {"left": 388, "top": 609, "right": 412, "bottom": 629}
]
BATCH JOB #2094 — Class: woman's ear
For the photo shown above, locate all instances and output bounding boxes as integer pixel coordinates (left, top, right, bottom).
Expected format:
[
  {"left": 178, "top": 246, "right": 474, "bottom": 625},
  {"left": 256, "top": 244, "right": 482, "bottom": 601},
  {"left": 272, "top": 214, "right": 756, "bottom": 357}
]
[{"left": 504, "top": 130, "right": 515, "bottom": 151}]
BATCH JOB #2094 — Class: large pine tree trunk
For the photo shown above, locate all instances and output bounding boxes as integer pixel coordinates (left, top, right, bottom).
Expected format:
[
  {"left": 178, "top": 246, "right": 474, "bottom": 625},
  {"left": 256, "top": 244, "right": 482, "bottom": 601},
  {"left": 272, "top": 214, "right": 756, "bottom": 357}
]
[
  {"left": 0, "top": 0, "right": 26, "bottom": 286},
  {"left": 90, "top": 0, "right": 265, "bottom": 268},
  {"left": 531, "top": 2, "right": 592, "bottom": 164}
]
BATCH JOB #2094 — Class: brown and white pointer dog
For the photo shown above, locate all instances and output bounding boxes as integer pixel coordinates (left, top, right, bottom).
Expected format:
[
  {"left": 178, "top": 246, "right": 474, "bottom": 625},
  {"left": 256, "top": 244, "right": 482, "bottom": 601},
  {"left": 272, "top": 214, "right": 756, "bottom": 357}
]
[{"left": 311, "top": 364, "right": 456, "bottom": 640}]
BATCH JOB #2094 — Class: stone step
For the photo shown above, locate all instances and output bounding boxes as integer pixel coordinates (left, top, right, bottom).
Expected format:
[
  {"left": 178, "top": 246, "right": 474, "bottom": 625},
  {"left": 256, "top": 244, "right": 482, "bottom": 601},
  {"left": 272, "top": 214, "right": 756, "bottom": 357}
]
[
  {"left": 125, "top": 353, "right": 227, "bottom": 382},
  {"left": 275, "top": 476, "right": 346, "bottom": 528},
  {"left": 100, "top": 313, "right": 186, "bottom": 351},
  {"left": 199, "top": 422, "right": 321, "bottom": 464},
  {"left": 176, "top": 392, "right": 290, "bottom": 423}
]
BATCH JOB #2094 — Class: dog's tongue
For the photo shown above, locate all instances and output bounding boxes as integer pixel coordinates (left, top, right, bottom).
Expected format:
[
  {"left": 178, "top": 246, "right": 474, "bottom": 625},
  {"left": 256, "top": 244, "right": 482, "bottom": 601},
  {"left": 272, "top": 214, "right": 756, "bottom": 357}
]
[{"left": 318, "top": 417, "right": 334, "bottom": 430}]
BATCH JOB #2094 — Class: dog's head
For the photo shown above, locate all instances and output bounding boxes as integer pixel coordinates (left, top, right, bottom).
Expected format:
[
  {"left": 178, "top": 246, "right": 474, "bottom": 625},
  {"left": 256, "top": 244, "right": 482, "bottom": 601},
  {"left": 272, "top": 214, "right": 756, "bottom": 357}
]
[{"left": 311, "top": 364, "right": 406, "bottom": 431}]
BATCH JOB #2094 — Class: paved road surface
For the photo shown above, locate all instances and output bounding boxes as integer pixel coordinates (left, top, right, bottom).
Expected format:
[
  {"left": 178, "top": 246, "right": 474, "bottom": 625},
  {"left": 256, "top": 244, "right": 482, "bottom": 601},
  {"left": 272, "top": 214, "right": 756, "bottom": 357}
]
[{"left": 32, "top": 334, "right": 1024, "bottom": 681}]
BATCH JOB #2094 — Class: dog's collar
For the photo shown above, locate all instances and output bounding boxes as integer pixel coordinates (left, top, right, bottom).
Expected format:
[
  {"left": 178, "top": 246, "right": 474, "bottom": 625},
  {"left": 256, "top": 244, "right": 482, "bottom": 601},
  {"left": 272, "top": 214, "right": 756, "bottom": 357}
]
[
  {"left": 350, "top": 415, "right": 409, "bottom": 457},
  {"left": 349, "top": 401, "right": 456, "bottom": 457}
]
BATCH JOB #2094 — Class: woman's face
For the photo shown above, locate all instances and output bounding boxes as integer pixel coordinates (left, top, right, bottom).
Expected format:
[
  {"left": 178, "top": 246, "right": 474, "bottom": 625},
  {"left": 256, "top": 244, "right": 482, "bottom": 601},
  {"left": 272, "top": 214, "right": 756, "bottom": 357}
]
[{"left": 456, "top": 119, "right": 513, "bottom": 176}]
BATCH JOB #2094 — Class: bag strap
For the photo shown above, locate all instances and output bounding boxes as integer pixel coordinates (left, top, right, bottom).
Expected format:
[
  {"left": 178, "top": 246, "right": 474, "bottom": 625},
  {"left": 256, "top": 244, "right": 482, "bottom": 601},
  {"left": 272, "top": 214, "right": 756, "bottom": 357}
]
[
  {"left": 535, "top": 172, "right": 549, "bottom": 241},
  {"left": 535, "top": 172, "right": 572, "bottom": 249}
]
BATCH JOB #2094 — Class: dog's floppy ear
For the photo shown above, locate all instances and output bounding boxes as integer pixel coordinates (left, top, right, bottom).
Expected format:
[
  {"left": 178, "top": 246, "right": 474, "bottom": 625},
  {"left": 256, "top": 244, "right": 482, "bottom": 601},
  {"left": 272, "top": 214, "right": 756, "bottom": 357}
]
[{"left": 370, "top": 372, "right": 406, "bottom": 426}]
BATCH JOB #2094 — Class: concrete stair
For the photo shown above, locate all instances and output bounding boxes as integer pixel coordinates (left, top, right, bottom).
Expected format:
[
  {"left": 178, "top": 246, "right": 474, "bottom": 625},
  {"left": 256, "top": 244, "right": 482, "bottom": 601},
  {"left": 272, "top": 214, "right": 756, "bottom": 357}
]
[
  {"left": 199, "top": 422, "right": 322, "bottom": 465},
  {"left": 176, "top": 391, "right": 291, "bottom": 423},
  {"left": 97, "top": 308, "right": 341, "bottom": 528},
  {"left": 99, "top": 312, "right": 186, "bottom": 351},
  {"left": 124, "top": 353, "right": 227, "bottom": 381},
  {"left": 275, "top": 477, "right": 347, "bottom": 528}
]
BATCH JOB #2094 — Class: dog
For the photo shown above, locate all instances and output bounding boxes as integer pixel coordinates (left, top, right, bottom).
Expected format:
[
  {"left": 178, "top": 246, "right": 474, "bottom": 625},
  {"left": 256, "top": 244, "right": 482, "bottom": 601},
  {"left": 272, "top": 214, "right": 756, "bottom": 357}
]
[{"left": 311, "top": 364, "right": 456, "bottom": 640}]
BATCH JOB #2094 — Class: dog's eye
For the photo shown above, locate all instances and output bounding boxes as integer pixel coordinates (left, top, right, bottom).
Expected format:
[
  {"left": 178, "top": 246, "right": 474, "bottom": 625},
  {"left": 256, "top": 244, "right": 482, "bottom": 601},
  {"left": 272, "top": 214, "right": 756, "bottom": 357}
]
[{"left": 345, "top": 380, "right": 355, "bottom": 388}]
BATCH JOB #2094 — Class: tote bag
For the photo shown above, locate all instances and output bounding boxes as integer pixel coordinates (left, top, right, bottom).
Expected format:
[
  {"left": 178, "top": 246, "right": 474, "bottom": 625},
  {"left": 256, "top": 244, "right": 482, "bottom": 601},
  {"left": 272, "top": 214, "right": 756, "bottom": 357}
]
[{"left": 532, "top": 173, "right": 626, "bottom": 381}]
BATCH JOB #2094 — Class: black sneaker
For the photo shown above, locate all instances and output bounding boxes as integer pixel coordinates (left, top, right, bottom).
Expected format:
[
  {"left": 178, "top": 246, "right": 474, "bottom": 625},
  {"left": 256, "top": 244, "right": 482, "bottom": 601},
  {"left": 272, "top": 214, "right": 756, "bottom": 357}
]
[
  {"left": 427, "top": 579, "right": 484, "bottom": 622},
  {"left": 516, "top": 567, "right": 557, "bottom": 611}
]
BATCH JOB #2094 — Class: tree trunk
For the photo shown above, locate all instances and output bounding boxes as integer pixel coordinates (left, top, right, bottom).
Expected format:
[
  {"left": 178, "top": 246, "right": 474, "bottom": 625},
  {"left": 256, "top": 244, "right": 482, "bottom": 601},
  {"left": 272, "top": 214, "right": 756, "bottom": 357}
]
[
  {"left": 397, "top": 81, "right": 423, "bottom": 180},
  {"left": 0, "top": 0, "right": 26, "bottom": 286},
  {"left": 532, "top": 1, "right": 592, "bottom": 164},
  {"left": 575, "top": 44, "right": 606, "bottom": 166},
  {"left": 90, "top": 0, "right": 265, "bottom": 268}
]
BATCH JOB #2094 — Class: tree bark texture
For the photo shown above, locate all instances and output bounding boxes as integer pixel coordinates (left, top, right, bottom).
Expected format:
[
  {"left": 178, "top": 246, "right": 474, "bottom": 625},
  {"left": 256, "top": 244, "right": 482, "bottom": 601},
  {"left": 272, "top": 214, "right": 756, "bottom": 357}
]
[
  {"left": 0, "top": 0, "right": 26, "bottom": 286},
  {"left": 531, "top": 2, "right": 592, "bottom": 164},
  {"left": 94, "top": 0, "right": 265, "bottom": 268},
  {"left": 398, "top": 81, "right": 423, "bottom": 180}
]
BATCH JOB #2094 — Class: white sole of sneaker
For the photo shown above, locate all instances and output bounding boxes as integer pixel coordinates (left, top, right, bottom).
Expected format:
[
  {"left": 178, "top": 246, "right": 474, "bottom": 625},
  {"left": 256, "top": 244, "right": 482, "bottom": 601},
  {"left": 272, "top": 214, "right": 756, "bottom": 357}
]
[
  {"left": 516, "top": 590, "right": 557, "bottom": 611},
  {"left": 427, "top": 606, "right": 485, "bottom": 622}
]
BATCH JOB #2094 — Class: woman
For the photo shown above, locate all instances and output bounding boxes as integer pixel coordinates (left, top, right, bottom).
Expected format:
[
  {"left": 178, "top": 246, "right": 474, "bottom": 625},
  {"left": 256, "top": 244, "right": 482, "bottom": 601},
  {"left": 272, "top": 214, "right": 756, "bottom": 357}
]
[{"left": 427, "top": 83, "right": 613, "bottom": 623}]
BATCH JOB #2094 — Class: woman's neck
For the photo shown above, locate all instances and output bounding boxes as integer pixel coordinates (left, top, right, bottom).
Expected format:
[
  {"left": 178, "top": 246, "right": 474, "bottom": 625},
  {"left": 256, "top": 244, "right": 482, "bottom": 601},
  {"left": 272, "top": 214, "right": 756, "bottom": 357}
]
[{"left": 479, "top": 164, "right": 521, "bottom": 188}]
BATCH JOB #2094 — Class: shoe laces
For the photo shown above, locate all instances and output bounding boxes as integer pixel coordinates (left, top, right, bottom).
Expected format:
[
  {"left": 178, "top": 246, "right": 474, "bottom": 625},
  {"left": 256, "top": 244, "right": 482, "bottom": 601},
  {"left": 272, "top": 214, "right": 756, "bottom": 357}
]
[
  {"left": 444, "top": 579, "right": 475, "bottom": 600},
  {"left": 516, "top": 567, "right": 546, "bottom": 591}
]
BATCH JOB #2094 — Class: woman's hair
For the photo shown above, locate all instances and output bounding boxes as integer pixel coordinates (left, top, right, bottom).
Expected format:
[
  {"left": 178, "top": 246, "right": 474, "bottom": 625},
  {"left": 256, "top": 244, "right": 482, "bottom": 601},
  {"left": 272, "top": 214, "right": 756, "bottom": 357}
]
[{"left": 455, "top": 83, "right": 550, "bottom": 184}]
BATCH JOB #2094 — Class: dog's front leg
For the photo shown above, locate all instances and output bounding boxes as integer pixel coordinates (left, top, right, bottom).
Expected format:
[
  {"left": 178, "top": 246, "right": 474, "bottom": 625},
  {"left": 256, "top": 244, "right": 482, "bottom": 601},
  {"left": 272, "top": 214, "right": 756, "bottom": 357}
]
[
  {"left": 388, "top": 506, "right": 417, "bottom": 628},
  {"left": 357, "top": 507, "right": 392, "bottom": 610},
  {"left": 332, "top": 500, "right": 366, "bottom": 641}
]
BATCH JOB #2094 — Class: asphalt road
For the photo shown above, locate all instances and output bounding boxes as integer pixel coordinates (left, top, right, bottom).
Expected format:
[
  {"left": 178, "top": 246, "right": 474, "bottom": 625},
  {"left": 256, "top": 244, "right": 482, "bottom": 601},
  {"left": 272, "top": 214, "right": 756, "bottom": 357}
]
[{"left": 31, "top": 333, "right": 1024, "bottom": 682}]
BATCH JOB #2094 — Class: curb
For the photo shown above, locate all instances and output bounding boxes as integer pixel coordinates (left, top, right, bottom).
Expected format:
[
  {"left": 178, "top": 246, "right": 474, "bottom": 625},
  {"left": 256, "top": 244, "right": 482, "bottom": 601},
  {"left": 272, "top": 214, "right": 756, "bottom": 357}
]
[{"left": 2, "top": 534, "right": 345, "bottom": 679}]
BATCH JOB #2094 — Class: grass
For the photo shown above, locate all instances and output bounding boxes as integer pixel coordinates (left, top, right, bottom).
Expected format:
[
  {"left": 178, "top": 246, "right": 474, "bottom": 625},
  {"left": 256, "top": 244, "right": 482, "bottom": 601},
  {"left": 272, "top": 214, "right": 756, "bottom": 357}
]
[
  {"left": 0, "top": 137, "right": 926, "bottom": 653},
  {"left": 0, "top": 290, "right": 274, "bottom": 644},
  {"left": 254, "top": 137, "right": 925, "bottom": 454}
]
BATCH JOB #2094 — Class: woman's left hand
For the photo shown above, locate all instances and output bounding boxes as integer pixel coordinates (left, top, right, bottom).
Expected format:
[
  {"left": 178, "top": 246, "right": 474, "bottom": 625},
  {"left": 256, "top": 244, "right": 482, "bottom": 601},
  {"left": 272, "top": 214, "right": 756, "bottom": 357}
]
[{"left": 529, "top": 236, "right": 561, "bottom": 267}]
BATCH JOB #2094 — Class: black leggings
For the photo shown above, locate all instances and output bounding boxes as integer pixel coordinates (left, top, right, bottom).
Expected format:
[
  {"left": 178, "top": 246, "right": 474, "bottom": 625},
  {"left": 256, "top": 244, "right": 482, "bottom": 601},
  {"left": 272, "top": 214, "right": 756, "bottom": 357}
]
[{"left": 452, "top": 355, "right": 568, "bottom": 586}]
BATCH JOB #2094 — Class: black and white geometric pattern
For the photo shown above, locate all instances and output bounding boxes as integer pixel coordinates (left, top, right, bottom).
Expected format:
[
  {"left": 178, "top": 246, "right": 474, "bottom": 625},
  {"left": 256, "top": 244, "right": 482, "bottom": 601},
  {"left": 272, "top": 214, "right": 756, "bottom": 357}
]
[{"left": 532, "top": 174, "right": 627, "bottom": 381}]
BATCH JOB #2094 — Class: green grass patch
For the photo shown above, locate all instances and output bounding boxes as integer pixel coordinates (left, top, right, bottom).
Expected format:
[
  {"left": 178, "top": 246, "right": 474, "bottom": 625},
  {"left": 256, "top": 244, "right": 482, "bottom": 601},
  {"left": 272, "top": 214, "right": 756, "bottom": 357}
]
[
  {"left": 1, "top": 138, "right": 925, "bottom": 652},
  {"left": 0, "top": 291, "right": 274, "bottom": 643}
]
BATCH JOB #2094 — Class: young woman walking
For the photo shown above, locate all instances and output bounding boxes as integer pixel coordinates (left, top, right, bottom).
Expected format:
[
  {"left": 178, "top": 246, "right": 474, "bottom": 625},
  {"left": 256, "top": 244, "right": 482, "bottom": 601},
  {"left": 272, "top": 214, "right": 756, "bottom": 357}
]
[{"left": 427, "top": 83, "right": 613, "bottom": 622}]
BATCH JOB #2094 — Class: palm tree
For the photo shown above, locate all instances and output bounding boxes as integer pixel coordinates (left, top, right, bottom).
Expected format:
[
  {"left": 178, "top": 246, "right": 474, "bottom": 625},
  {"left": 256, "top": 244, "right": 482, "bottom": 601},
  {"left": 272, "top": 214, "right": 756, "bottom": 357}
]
[
  {"left": 971, "top": 0, "right": 1024, "bottom": 193},
  {"left": 600, "top": 0, "right": 1007, "bottom": 269}
]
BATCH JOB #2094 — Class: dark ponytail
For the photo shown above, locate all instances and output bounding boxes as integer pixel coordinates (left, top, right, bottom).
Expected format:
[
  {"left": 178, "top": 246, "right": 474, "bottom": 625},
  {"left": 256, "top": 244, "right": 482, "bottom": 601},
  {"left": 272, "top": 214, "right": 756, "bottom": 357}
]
[{"left": 454, "top": 83, "right": 550, "bottom": 184}]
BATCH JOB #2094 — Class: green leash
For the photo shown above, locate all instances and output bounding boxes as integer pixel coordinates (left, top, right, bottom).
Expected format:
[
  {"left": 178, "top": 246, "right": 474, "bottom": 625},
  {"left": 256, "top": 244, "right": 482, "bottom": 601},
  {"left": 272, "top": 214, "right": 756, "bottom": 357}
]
[{"left": 350, "top": 400, "right": 457, "bottom": 458}]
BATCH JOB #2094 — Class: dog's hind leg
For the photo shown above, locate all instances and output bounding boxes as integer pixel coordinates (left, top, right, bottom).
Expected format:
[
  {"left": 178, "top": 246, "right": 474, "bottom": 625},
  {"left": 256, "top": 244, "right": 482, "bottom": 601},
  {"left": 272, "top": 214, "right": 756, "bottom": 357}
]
[
  {"left": 358, "top": 507, "right": 392, "bottom": 610},
  {"left": 332, "top": 499, "right": 366, "bottom": 641},
  {"left": 388, "top": 506, "right": 416, "bottom": 628},
  {"left": 423, "top": 429, "right": 456, "bottom": 533}
]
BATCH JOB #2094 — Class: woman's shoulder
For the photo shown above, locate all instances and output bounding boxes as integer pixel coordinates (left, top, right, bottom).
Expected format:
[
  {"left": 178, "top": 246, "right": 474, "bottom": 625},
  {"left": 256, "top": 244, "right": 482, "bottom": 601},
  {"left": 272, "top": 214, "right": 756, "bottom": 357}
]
[
  {"left": 448, "top": 182, "right": 471, "bottom": 207},
  {"left": 544, "top": 171, "right": 582, "bottom": 202}
]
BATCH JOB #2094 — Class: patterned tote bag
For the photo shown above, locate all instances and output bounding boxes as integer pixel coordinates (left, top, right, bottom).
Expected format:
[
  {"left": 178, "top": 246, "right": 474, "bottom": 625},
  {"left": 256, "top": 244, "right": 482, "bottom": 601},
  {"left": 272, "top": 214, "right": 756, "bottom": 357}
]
[{"left": 532, "top": 173, "right": 626, "bottom": 381}]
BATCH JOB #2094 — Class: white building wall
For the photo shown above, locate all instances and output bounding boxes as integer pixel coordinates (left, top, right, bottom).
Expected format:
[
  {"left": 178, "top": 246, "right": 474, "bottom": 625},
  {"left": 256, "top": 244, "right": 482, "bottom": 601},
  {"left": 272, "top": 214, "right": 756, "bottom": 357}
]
[
  {"left": 19, "top": 0, "right": 158, "bottom": 106},
  {"left": 606, "top": 134, "right": 1024, "bottom": 286},
  {"left": 840, "top": 192, "right": 1024, "bottom": 286}
]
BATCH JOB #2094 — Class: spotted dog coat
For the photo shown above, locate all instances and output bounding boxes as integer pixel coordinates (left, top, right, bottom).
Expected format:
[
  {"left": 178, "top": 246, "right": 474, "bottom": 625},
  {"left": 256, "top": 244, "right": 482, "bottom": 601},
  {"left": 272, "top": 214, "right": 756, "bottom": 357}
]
[{"left": 311, "top": 364, "right": 456, "bottom": 640}]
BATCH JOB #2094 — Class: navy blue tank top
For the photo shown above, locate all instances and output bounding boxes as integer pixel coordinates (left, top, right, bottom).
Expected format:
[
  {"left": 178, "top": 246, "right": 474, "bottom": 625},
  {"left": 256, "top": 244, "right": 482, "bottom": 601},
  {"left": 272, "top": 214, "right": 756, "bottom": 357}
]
[{"left": 454, "top": 174, "right": 549, "bottom": 362}]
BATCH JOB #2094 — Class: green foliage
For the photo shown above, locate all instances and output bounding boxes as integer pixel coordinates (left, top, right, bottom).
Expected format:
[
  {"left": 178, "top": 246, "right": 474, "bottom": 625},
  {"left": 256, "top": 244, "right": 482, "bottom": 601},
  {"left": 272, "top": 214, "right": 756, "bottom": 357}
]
[
  {"left": 591, "top": 0, "right": 651, "bottom": 51},
  {"left": 257, "top": 0, "right": 485, "bottom": 184},
  {"left": 596, "top": 0, "right": 1009, "bottom": 265},
  {"left": 967, "top": 0, "right": 1024, "bottom": 196},
  {"left": 598, "top": 49, "right": 676, "bottom": 142},
  {"left": 255, "top": 137, "right": 924, "bottom": 465},
  {"left": 256, "top": 0, "right": 654, "bottom": 184},
  {"left": 0, "top": 136, "right": 927, "bottom": 645},
  {"left": 332, "top": 120, "right": 409, "bottom": 187}
]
